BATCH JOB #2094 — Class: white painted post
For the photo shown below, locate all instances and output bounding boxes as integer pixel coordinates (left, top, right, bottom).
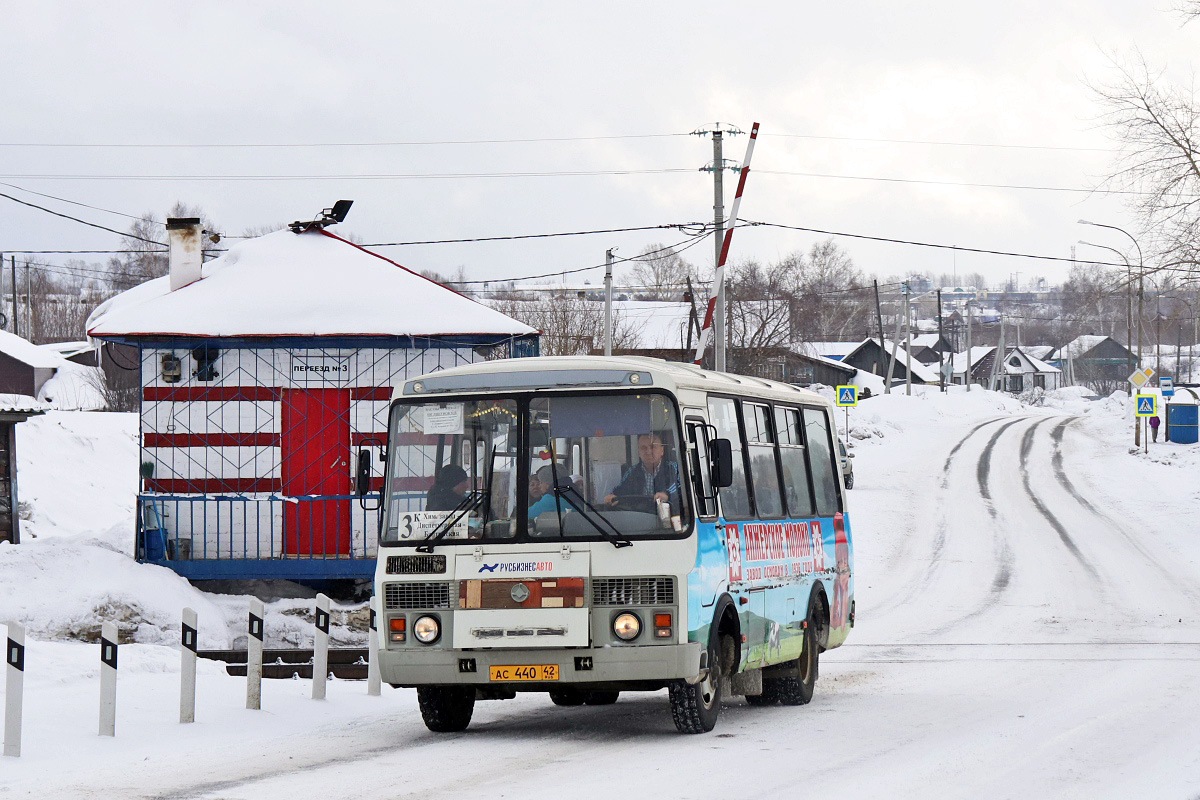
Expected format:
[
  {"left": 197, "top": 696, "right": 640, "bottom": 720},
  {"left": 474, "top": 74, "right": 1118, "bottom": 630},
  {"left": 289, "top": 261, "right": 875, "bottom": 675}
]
[
  {"left": 312, "top": 594, "right": 330, "bottom": 700},
  {"left": 246, "top": 598, "right": 264, "bottom": 711},
  {"left": 4, "top": 623, "right": 25, "bottom": 757},
  {"left": 180, "top": 608, "right": 197, "bottom": 724},
  {"left": 367, "top": 599, "right": 381, "bottom": 696},
  {"left": 99, "top": 621, "right": 118, "bottom": 737}
]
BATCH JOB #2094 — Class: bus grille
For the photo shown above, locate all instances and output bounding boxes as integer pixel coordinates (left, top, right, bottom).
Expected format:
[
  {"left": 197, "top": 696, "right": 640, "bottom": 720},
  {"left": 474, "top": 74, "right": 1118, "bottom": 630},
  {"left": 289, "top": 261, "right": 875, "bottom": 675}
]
[
  {"left": 384, "top": 582, "right": 452, "bottom": 610},
  {"left": 592, "top": 577, "right": 675, "bottom": 606},
  {"left": 386, "top": 555, "right": 447, "bottom": 575}
]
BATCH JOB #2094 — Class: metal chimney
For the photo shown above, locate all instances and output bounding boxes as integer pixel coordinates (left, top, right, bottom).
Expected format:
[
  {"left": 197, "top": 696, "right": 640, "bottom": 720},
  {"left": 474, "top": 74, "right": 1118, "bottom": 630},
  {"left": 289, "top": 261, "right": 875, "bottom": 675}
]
[{"left": 166, "top": 217, "right": 203, "bottom": 291}]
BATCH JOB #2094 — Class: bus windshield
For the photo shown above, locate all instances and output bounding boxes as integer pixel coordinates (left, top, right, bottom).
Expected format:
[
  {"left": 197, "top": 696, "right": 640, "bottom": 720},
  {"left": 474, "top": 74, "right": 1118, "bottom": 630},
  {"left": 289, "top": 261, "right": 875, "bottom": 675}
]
[{"left": 381, "top": 391, "right": 691, "bottom": 545}]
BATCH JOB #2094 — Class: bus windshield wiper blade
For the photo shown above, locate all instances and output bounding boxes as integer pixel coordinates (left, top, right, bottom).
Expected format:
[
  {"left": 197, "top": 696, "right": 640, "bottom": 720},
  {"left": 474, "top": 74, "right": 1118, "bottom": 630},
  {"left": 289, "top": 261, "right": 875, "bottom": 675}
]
[
  {"left": 553, "top": 484, "right": 632, "bottom": 548},
  {"left": 416, "top": 490, "right": 484, "bottom": 553}
]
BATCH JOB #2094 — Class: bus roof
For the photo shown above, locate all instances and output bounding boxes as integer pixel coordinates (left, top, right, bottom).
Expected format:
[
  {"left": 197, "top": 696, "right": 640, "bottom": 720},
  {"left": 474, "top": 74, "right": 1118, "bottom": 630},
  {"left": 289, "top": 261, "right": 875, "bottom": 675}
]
[{"left": 397, "top": 355, "right": 832, "bottom": 408}]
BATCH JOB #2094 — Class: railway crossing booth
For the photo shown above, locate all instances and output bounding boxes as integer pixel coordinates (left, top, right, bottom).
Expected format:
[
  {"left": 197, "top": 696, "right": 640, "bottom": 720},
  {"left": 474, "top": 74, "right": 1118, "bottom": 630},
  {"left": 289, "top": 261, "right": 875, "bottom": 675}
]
[{"left": 87, "top": 220, "right": 537, "bottom": 582}]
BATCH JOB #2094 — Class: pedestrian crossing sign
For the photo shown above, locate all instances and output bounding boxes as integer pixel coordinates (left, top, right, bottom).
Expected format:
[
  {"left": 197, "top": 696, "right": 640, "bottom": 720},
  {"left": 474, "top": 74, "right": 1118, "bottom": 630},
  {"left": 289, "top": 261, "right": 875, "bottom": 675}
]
[
  {"left": 836, "top": 385, "right": 859, "bottom": 407},
  {"left": 1136, "top": 394, "right": 1157, "bottom": 417}
]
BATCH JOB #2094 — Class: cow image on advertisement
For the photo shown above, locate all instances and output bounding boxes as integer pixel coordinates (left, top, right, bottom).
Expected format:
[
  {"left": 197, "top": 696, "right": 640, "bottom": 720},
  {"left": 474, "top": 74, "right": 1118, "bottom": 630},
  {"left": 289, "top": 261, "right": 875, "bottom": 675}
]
[{"left": 768, "top": 620, "right": 782, "bottom": 660}]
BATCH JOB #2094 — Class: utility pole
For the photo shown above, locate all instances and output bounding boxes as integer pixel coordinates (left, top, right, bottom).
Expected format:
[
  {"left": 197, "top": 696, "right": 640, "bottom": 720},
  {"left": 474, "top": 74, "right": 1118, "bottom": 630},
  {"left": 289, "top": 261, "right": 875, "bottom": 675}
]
[
  {"left": 23, "top": 261, "right": 30, "bottom": 342},
  {"left": 904, "top": 281, "right": 912, "bottom": 396},
  {"left": 693, "top": 123, "right": 750, "bottom": 372},
  {"left": 603, "top": 248, "right": 614, "bottom": 357},
  {"left": 965, "top": 303, "right": 973, "bottom": 392},
  {"left": 937, "top": 289, "right": 945, "bottom": 392},
  {"left": 873, "top": 280, "right": 887, "bottom": 377},
  {"left": 10, "top": 256, "right": 16, "bottom": 337},
  {"left": 886, "top": 288, "right": 903, "bottom": 394}
]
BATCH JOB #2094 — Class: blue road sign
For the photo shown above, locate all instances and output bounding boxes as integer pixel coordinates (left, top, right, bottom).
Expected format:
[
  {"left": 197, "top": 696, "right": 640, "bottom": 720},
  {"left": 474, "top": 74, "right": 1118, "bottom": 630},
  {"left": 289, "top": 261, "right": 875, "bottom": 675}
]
[
  {"left": 1160, "top": 377, "right": 1175, "bottom": 397},
  {"left": 1136, "top": 395, "right": 1157, "bottom": 417},
  {"left": 836, "top": 385, "right": 859, "bottom": 407}
]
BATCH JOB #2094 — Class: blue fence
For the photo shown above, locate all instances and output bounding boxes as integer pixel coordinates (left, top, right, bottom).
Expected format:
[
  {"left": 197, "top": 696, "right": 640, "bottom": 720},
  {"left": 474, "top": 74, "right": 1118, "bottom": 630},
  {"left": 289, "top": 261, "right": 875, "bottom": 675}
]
[{"left": 136, "top": 494, "right": 382, "bottom": 581}]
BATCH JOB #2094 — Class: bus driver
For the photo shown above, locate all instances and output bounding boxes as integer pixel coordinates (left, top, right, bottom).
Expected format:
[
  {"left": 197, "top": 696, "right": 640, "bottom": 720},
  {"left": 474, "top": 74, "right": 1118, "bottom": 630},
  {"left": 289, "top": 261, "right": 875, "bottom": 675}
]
[{"left": 604, "top": 433, "right": 681, "bottom": 513}]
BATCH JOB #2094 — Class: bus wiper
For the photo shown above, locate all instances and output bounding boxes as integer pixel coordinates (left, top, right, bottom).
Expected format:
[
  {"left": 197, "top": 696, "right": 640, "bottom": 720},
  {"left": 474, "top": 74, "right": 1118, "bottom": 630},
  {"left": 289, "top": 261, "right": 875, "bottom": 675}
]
[
  {"left": 416, "top": 490, "right": 484, "bottom": 553},
  {"left": 551, "top": 482, "right": 632, "bottom": 549}
]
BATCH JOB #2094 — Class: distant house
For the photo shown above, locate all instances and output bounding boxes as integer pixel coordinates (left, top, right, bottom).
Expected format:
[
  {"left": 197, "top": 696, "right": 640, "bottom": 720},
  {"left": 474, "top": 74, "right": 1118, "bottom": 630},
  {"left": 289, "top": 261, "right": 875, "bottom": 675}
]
[
  {"left": 908, "top": 333, "right": 954, "bottom": 365},
  {"left": 950, "top": 346, "right": 1061, "bottom": 391},
  {"left": 1046, "top": 336, "right": 1135, "bottom": 386},
  {"left": 0, "top": 330, "right": 63, "bottom": 397},
  {"left": 40, "top": 341, "right": 97, "bottom": 367},
  {"left": 793, "top": 341, "right": 862, "bottom": 362},
  {"left": 840, "top": 338, "right": 938, "bottom": 385}
]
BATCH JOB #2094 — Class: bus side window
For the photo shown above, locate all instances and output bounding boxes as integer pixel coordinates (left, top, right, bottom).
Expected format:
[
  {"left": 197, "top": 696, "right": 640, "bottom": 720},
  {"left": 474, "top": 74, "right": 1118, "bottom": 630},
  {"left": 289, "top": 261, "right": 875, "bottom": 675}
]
[
  {"left": 686, "top": 421, "right": 715, "bottom": 518},
  {"left": 802, "top": 407, "right": 842, "bottom": 516},
  {"left": 775, "top": 406, "right": 814, "bottom": 516},
  {"left": 744, "top": 403, "right": 783, "bottom": 518},
  {"left": 706, "top": 397, "right": 752, "bottom": 517}
]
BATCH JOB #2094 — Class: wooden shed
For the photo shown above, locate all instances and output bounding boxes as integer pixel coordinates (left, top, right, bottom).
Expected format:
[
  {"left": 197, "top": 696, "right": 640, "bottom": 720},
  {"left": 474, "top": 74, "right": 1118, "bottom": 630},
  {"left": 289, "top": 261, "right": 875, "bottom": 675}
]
[{"left": 87, "top": 220, "right": 537, "bottom": 582}]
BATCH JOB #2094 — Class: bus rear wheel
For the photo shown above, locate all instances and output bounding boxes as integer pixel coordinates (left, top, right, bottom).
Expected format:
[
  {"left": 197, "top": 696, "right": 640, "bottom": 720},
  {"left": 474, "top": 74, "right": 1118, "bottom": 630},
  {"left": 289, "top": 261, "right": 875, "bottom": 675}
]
[
  {"left": 745, "top": 681, "right": 781, "bottom": 706},
  {"left": 669, "top": 632, "right": 728, "bottom": 733},
  {"left": 417, "top": 686, "right": 476, "bottom": 732},
  {"left": 776, "top": 614, "right": 819, "bottom": 706},
  {"left": 548, "top": 689, "right": 587, "bottom": 706}
]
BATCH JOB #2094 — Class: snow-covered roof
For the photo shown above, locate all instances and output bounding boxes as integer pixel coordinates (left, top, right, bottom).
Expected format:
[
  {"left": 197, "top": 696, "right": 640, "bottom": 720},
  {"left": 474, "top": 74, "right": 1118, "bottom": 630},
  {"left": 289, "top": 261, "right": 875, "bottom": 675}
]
[
  {"left": 1024, "top": 352, "right": 1061, "bottom": 374},
  {"left": 910, "top": 334, "right": 943, "bottom": 348},
  {"left": 87, "top": 229, "right": 536, "bottom": 340},
  {"left": 949, "top": 346, "right": 995, "bottom": 374},
  {"left": 793, "top": 341, "right": 861, "bottom": 359},
  {"left": 0, "top": 393, "right": 48, "bottom": 414},
  {"left": 1023, "top": 345, "right": 1054, "bottom": 360},
  {"left": 1054, "top": 335, "right": 1110, "bottom": 361},
  {"left": 0, "top": 330, "right": 66, "bottom": 370},
  {"left": 40, "top": 341, "right": 95, "bottom": 361}
]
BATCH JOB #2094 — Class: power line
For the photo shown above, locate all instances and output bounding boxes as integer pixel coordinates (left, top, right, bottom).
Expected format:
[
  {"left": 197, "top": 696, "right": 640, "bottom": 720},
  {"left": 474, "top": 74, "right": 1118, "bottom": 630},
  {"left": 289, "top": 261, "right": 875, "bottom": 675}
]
[
  {"left": 764, "top": 132, "right": 1110, "bottom": 153},
  {"left": 0, "top": 182, "right": 156, "bottom": 224},
  {"left": 755, "top": 169, "right": 1172, "bottom": 197},
  {"left": 0, "top": 133, "right": 691, "bottom": 149},
  {"left": 364, "top": 223, "right": 706, "bottom": 247},
  {"left": 0, "top": 191, "right": 164, "bottom": 246},
  {"left": 0, "top": 168, "right": 694, "bottom": 182}
]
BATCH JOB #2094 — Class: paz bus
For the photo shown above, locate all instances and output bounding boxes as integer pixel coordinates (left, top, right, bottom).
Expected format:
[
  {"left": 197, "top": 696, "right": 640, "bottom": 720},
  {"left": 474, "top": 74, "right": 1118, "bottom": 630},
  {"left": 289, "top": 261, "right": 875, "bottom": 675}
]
[{"left": 366, "top": 356, "right": 853, "bottom": 734}]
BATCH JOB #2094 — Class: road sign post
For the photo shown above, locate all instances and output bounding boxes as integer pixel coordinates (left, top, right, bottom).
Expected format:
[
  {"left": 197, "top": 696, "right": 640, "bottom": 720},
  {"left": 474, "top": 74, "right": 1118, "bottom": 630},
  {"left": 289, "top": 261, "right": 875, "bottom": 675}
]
[{"left": 835, "top": 385, "right": 858, "bottom": 443}]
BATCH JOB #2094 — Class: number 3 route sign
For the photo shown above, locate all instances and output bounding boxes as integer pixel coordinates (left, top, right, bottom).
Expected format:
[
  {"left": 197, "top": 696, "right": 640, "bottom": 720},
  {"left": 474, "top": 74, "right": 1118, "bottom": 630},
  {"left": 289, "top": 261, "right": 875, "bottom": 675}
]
[
  {"left": 1136, "top": 394, "right": 1157, "bottom": 417},
  {"left": 836, "top": 386, "right": 859, "bottom": 407}
]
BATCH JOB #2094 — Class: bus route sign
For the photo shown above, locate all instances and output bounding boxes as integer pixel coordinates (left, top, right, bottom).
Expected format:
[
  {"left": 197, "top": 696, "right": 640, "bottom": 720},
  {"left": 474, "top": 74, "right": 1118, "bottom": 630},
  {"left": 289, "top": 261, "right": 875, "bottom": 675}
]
[{"left": 835, "top": 386, "right": 859, "bottom": 407}]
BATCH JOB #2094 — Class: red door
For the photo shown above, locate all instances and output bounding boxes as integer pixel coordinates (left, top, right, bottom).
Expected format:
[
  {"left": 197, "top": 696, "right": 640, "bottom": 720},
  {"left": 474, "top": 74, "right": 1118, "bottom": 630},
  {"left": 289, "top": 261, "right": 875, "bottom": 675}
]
[{"left": 281, "top": 389, "right": 351, "bottom": 556}]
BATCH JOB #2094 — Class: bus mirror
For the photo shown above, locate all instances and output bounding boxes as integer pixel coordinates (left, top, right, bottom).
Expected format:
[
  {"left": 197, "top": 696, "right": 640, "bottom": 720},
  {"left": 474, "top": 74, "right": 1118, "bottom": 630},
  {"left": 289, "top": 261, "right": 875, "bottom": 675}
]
[
  {"left": 355, "top": 449, "right": 372, "bottom": 496},
  {"left": 709, "top": 438, "right": 734, "bottom": 488}
]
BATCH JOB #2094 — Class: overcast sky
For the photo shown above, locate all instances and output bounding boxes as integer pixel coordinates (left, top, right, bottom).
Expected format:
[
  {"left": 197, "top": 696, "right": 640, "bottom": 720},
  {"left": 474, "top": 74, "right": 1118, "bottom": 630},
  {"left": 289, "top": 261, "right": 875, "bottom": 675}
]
[{"left": 2, "top": 1, "right": 1197, "bottom": 293}]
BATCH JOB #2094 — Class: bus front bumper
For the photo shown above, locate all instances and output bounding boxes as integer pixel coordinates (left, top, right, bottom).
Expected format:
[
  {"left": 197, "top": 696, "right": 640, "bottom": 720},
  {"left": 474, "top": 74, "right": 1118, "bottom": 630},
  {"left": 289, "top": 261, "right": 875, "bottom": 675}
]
[{"left": 380, "top": 642, "right": 702, "bottom": 687}]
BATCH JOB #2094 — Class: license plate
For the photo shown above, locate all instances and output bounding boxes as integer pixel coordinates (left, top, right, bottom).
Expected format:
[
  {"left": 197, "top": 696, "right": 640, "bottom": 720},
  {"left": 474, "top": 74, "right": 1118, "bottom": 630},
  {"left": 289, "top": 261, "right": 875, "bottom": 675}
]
[{"left": 489, "top": 664, "right": 559, "bottom": 682}]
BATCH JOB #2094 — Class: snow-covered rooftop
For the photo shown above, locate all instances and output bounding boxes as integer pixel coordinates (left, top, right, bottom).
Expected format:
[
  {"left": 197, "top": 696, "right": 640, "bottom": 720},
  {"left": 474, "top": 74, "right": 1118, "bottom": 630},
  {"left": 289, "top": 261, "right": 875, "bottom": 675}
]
[
  {"left": 0, "top": 330, "right": 66, "bottom": 370},
  {"left": 87, "top": 229, "right": 537, "bottom": 340}
]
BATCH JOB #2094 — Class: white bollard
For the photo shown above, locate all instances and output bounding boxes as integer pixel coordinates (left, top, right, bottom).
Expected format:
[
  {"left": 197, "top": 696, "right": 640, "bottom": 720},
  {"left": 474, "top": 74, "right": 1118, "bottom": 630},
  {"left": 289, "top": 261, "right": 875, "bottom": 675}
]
[
  {"left": 180, "top": 608, "right": 197, "bottom": 723},
  {"left": 4, "top": 623, "right": 25, "bottom": 757},
  {"left": 246, "top": 598, "right": 264, "bottom": 711},
  {"left": 99, "top": 621, "right": 118, "bottom": 737},
  {"left": 312, "top": 594, "right": 330, "bottom": 700},
  {"left": 367, "top": 599, "right": 381, "bottom": 696}
]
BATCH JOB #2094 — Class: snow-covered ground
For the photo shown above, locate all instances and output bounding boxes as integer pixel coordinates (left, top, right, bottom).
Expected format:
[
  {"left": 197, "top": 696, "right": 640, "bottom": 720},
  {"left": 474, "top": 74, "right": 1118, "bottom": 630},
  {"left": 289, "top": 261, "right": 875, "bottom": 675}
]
[{"left": 2, "top": 389, "right": 1199, "bottom": 799}]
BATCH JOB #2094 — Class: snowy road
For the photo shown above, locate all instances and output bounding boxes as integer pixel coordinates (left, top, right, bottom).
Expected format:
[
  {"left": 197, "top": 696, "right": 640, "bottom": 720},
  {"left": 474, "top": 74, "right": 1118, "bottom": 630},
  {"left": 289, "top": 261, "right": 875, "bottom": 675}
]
[{"left": 4, "top": 396, "right": 1200, "bottom": 799}]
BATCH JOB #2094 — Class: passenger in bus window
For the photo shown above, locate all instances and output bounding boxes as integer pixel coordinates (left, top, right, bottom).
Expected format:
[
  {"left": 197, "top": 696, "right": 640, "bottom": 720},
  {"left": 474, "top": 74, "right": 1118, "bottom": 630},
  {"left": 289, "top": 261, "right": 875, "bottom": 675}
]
[
  {"left": 528, "top": 464, "right": 572, "bottom": 519},
  {"left": 426, "top": 465, "right": 469, "bottom": 511},
  {"left": 604, "top": 433, "right": 681, "bottom": 513}
]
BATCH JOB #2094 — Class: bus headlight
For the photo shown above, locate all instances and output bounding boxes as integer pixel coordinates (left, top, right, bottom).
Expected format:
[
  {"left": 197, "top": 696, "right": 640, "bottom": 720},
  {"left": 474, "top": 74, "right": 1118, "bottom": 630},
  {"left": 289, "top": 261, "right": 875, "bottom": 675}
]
[
  {"left": 413, "top": 615, "right": 441, "bottom": 644},
  {"left": 612, "top": 612, "right": 641, "bottom": 641}
]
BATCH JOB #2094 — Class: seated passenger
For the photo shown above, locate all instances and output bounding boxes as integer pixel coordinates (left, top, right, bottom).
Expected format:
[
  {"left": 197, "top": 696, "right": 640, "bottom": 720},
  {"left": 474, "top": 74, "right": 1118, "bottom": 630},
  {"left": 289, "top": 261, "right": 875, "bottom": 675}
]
[
  {"left": 604, "top": 433, "right": 681, "bottom": 512},
  {"left": 527, "top": 464, "right": 572, "bottom": 519},
  {"left": 425, "top": 465, "right": 469, "bottom": 511}
]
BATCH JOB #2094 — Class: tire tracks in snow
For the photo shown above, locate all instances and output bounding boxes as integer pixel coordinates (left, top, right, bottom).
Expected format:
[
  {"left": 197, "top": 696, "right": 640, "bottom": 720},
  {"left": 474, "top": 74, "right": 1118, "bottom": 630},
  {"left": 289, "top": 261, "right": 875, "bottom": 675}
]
[{"left": 1018, "top": 419, "right": 1100, "bottom": 581}]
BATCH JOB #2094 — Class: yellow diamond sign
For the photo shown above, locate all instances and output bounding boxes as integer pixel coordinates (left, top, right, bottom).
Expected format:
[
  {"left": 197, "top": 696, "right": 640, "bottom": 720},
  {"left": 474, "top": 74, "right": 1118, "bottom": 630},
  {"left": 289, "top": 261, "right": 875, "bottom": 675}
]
[{"left": 1129, "top": 370, "right": 1149, "bottom": 389}]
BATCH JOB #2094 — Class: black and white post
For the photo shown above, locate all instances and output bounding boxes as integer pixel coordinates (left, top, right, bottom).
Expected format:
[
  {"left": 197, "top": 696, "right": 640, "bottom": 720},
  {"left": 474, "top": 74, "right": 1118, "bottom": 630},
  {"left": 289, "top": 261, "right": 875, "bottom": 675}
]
[
  {"left": 247, "top": 598, "right": 264, "bottom": 710},
  {"left": 4, "top": 622, "right": 24, "bottom": 757},
  {"left": 180, "top": 608, "right": 198, "bottom": 723},
  {"left": 367, "top": 599, "right": 381, "bottom": 696},
  {"left": 99, "top": 621, "right": 118, "bottom": 737},
  {"left": 312, "top": 593, "right": 330, "bottom": 700}
]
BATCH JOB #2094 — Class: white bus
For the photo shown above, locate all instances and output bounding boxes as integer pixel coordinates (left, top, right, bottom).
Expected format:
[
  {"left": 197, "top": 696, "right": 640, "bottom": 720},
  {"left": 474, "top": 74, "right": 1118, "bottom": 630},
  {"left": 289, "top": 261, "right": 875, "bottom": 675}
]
[{"left": 366, "top": 356, "right": 854, "bottom": 734}]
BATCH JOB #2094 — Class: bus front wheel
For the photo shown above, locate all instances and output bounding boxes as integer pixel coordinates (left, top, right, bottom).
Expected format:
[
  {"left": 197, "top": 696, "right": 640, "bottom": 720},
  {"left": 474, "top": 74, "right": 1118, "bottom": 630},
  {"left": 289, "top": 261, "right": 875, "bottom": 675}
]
[
  {"left": 669, "top": 633, "right": 729, "bottom": 733},
  {"left": 417, "top": 686, "right": 476, "bottom": 732}
]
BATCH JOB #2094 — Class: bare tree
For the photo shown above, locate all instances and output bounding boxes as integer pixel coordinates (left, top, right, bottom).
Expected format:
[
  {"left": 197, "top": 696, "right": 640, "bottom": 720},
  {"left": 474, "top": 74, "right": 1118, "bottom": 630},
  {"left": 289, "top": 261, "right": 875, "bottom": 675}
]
[
  {"left": 625, "top": 243, "right": 694, "bottom": 300},
  {"left": 788, "top": 240, "right": 872, "bottom": 342},
  {"left": 1093, "top": 52, "right": 1200, "bottom": 272},
  {"left": 106, "top": 202, "right": 221, "bottom": 285},
  {"left": 488, "top": 295, "right": 641, "bottom": 355}
]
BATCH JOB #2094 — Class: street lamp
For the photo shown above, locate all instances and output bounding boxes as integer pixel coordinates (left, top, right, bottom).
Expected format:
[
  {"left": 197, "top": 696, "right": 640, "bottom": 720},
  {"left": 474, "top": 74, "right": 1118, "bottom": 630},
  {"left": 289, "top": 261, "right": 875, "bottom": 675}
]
[
  {"left": 1077, "top": 239, "right": 1134, "bottom": 380},
  {"left": 1079, "top": 220, "right": 1144, "bottom": 447}
]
